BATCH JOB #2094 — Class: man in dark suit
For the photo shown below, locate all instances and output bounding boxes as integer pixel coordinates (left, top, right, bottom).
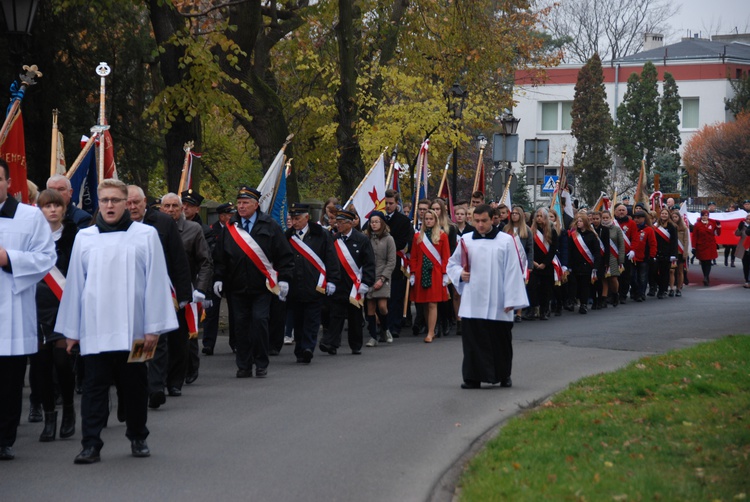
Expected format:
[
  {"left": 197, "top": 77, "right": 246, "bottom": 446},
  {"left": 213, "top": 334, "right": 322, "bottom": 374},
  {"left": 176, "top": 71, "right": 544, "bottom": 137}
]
[
  {"left": 319, "top": 209, "right": 375, "bottom": 355},
  {"left": 381, "top": 190, "right": 413, "bottom": 337},
  {"left": 126, "top": 185, "right": 192, "bottom": 409},
  {"left": 284, "top": 203, "right": 340, "bottom": 363},
  {"left": 212, "top": 186, "right": 294, "bottom": 378},
  {"left": 202, "top": 202, "right": 236, "bottom": 355}
]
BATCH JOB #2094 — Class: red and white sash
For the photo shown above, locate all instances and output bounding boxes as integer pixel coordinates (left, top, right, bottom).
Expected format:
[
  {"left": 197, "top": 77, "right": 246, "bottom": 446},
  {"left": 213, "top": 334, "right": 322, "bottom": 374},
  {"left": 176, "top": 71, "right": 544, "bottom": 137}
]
[
  {"left": 677, "top": 238, "right": 684, "bottom": 255},
  {"left": 290, "top": 234, "right": 327, "bottom": 294},
  {"left": 228, "top": 223, "right": 280, "bottom": 295},
  {"left": 534, "top": 229, "right": 550, "bottom": 255},
  {"left": 397, "top": 249, "right": 409, "bottom": 276},
  {"left": 185, "top": 302, "right": 202, "bottom": 339},
  {"left": 552, "top": 255, "right": 563, "bottom": 285},
  {"left": 511, "top": 234, "right": 530, "bottom": 283},
  {"left": 42, "top": 266, "right": 66, "bottom": 302},
  {"left": 573, "top": 232, "right": 595, "bottom": 266},
  {"left": 619, "top": 222, "right": 632, "bottom": 251},
  {"left": 609, "top": 238, "right": 619, "bottom": 259},
  {"left": 598, "top": 237, "right": 605, "bottom": 256},
  {"left": 654, "top": 224, "right": 671, "bottom": 242},
  {"left": 419, "top": 236, "right": 442, "bottom": 271},
  {"left": 334, "top": 238, "right": 363, "bottom": 307}
]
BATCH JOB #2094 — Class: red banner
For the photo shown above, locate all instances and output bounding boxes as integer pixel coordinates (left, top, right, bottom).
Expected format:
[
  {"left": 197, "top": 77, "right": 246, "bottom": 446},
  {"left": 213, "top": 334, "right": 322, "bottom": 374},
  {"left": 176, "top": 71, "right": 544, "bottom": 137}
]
[{"left": 1, "top": 112, "right": 27, "bottom": 203}]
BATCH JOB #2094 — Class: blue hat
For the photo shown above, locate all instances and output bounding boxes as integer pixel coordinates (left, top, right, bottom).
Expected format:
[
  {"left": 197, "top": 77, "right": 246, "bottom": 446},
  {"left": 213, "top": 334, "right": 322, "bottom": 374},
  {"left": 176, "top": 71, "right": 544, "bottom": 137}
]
[
  {"left": 181, "top": 189, "right": 204, "bottom": 206},
  {"left": 369, "top": 210, "right": 386, "bottom": 222},
  {"left": 289, "top": 203, "right": 310, "bottom": 215},
  {"left": 216, "top": 202, "right": 236, "bottom": 214},
  {"left": 237, "top": 185, "right": 261, "bottom": 201}
]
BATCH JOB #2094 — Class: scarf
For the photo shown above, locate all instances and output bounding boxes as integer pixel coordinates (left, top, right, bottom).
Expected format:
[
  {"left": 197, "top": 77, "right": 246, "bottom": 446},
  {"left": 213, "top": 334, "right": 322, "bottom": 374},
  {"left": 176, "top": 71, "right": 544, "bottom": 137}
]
[
  {"left": 96, "top": 210, "right": 133, "bottom": 233},
  {"left": 421, "top": 229, "right": 434, "bottom": 289}
]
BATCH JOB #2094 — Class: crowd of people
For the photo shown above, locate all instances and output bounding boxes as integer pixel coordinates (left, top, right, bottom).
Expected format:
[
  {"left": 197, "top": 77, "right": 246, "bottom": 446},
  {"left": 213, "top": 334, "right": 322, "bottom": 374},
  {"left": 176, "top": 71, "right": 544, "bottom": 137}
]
[{"left": 2, "top": 155, "right": 748, "bottom": 463}]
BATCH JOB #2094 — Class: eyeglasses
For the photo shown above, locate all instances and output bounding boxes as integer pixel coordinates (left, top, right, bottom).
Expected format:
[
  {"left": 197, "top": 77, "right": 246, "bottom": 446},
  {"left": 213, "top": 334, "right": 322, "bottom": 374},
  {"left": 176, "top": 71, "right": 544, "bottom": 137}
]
[{"left": 100, "top": 197, "right": 126, "bottom": 205}]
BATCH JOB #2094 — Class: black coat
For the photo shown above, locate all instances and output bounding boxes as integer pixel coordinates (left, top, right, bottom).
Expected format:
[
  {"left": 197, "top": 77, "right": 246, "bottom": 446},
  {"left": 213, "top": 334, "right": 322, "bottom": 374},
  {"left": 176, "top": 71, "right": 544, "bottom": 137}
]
[
  {"left": 142, "top": 208, "right": 193, "bottom": 303},
  {"left": 382, "top": 210, "right": 413, "bottom": 276},
  {"left": 330, "top": 229, "right": 376, "bottom": 302},
  {"left": 36, "top": 220, "right": 78, "bottom": 331},
  {"left": 568, "top": 229, "right": 601, "bottom": 276},
  {"left": 285, "top": 222, "right": 341, "bottom": 302},
  {"left": 593, "top": 224, "right": 610, "bottom": 273},
  {"left": 213, "top": 212, "right": 294, "bottom": 296},
  {"left": 532, "top": 228, "right": 558, "bottom": 276},
  {"left": 65, "top": 202, "right": 92, "bottom": 229},
  {"left": 654, "top": 222, "right": 679, "bottom": 259}
]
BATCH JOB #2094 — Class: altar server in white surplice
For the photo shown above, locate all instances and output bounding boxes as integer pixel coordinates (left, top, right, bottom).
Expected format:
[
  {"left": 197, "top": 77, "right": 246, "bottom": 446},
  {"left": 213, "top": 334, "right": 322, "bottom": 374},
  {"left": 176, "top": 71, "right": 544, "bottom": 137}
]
[
  {"left": 0, "top": 160, "right": 56, "bottom": 461},
  {"left": 56, "top": 179, "right": 177, "bottom": 464},
  {"left": 447, "top": 204, "right": 528, "bottom": 390}
]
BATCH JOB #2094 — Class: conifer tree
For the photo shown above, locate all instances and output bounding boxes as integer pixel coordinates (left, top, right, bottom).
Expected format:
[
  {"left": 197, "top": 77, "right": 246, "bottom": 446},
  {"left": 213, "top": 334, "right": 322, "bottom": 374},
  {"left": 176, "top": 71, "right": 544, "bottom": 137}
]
[
  {"left": 570, "top": 53, "right": 613, "bottom": 204},
  {"left": 655, "top": 72, "right": 682, "bottom": 193}
]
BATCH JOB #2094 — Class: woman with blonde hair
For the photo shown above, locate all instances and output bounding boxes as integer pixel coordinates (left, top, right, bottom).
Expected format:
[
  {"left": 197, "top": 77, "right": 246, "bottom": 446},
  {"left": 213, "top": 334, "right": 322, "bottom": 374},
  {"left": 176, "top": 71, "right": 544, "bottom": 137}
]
[
  {"left": 568, "top": 212, "right": 601, "bottom": 314},
  {"left": 430, "top": 198, "right": 457, "bottom": 336},
  {"left": 505, "top": 205, "right": 534, "bottom": 321},
  {"left": 669, "top": 209, "right": 689, "bottom": 296},
  {"left": 409, "top": 209, "right": 450, "bottom": 343},
  {"left": 529, "top": 208, "right": 557, "bottom": 320}
]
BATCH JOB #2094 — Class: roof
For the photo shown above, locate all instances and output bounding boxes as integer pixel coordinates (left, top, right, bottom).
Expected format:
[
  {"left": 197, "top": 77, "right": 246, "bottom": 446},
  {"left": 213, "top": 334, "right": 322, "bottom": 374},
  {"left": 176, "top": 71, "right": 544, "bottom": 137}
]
[{"left": 615, "top": 38, "right": 750, "bottom": 64}]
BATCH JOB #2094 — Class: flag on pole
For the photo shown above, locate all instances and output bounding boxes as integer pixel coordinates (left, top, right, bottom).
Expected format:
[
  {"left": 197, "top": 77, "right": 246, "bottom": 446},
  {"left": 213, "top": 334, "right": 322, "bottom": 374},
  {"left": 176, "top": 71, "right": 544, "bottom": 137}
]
[
  {"left": 437, "top": 171, "right": 455, "bottom": 220},
  {"left": 101, "top": 127, "right": 117, "bottom": 179},
  {"left": 593, "top": 192, "right": 611, "bottom": 212},
  {"left": 269, "top": 163, "right": 288, "bottom": 228},
  {"left": 634, "top": 156, "right": 650, "bottom": 210},
  {"left": 347, "top": 152, "right": 386, "bottom": 221},
  {"left": 53, "top": 129, "right": 66, "bottom": 175},
  {"left": 1, "top": 111, "right": 28, "bottom": 202},
  {"left": 258, "top": 145, "right": 288, "bottom": 214},
  {"left": 69, "top": 136, "right": 99, "bottom": 214},
  {"left": 410, "top": 139, "right": 429, "bottom": 220}
]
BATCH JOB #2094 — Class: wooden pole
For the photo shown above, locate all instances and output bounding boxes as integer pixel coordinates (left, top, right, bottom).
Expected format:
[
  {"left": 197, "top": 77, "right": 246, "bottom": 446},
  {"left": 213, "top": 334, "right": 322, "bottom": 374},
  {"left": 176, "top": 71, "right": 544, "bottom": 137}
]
[
  {"left": 472, "top": 145, "right": 486, "bottom": 194},
  {"left": 177, "top": 141, "right": 195, "bottom": 195},
  {"left": 50, "top": 110, "right": 59, "bottom": 178},
  {"left": 95, "top": 63, "right": 111, "bottom": 182},
  {"left": 0, "top": 65, "right": 42, "bottom": 149},
  {"left": 65, "top": 133, "right": 99, "bottom": 180}
]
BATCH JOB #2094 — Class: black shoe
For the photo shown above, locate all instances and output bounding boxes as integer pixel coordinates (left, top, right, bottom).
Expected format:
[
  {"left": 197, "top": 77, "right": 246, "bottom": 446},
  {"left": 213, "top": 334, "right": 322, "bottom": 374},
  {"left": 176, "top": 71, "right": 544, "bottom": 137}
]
[
  {"left": 564, "top": 302, "right": 575, "bottom": 312},
  {"left": 461, "top": 381, "right": 481, "bottom": 389},
  {"left": 647, "top": 290, "right": 656, "bottom": 297},
  {"left": 185, "top": 370, "right": 199, "bottom": 385},
  {"left": 28, "top": 403, "right": 43, "bottom": 423},
  {"left": 668, "top": 290, "right": 675, "bottom": 297},
  {"left": 0, "top": 446, "right": 14, "bottom": 460},
  {"left": 60, "top": 405, "right": 76, "bottom": 439},
  {"left": 554, "top": 308, "right": 562, "bottom": 317},
  {"left": 351, "top": 349, "right": 362, "bottom": 355},
  {"left": 634, "top": 296, "right": 643, "bottom": 302},
  {"left": 117, "top": 398, "right": 126, "bottom": 423},
  {"left": 500, "top": 377, "right": 513, "bottom": 388},
  {"left": 201, "top": 346, "right": 213, "bottom": 356},
  {"left": 675, "top": 290, "right": 682, "bottom": 297},
  {"left": 579, "top": 306, "right": 588, "bottom": 314},
  {"left": 539, "top": 313, "right": 549, "bottom": 321},
  {"left": 268, "top": 348, "right": 280, "bottom": 356},
  {"left": 131, "top": 439, "right": 150, "bottom": 458},
  {"left": 148, "top": 391, "right": 166, "bottom": 409},
  {"left": 318, "top": 343, "right": 331, "bottom": 354},
  {"left": 74, "top": 446, "right": 101, "bottom": 464},
  {"left": 236, "top": 369, "right": 252, "bottom": 378},
  {"left": 255, "top": 367, "right": 268, "bottom": 378},
  {"left": 522, "top": 313, "right": 535, "bottom": 321},
  {"left": 328, "top": 347, "right": 337, "bottom": 355},
  {"left": 167, "top": 387, "right": 182, "bottom": 397},
  {"left": 40, "top": 411, "right": 58, "bottom": 442},
  {"left": 301, "top": 349, "right": 313, "bottom": 364},
  {"left": 657, "top": 293, "right": 666, "bottom": 299}
]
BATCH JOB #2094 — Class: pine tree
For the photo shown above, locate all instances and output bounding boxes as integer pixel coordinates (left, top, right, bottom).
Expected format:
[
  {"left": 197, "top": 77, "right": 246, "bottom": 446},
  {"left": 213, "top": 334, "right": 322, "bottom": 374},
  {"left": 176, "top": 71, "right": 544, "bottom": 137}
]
[
  {"left": 655, "top": 72, "right": 682, "bottom": 193},
  {"left": 725, "top": 73, "right": 750, "bottom": 117},
  {"left": 511, "top": 167, "right": 532, "bottom": 210},
  {"left": 570, "top": 53, "right": 613, "bottom": 205},
  {"left": 613, "top": 61, "right": 661, "bottom": 182}
]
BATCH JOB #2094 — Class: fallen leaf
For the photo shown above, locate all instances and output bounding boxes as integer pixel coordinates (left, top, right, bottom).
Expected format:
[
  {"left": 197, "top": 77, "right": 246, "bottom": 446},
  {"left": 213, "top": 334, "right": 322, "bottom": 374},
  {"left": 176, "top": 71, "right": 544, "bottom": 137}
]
[
  {"left": 512, "top": 462, "right": 521, "bottom": 470},
  {"left": 455, "top": 423, "right": 461, "bottom": 427},
  {"left": 604, "top": 461, "right": 614, "bottom": 468},
  {"left": 636, "top": 363, "right": 646, "bottom": 370}
]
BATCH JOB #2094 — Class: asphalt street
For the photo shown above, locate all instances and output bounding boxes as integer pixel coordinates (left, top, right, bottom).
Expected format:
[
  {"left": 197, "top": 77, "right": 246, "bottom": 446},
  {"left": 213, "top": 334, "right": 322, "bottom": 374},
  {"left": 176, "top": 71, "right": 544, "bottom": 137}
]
[{"left": 3, "top": 262, "right": 748, "bottom": 502}]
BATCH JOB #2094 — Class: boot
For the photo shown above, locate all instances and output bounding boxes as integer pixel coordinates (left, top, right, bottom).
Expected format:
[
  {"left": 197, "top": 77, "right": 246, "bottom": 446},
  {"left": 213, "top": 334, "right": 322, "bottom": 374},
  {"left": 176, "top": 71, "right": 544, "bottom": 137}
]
[
  {"left": 28, "top": 402, "right": 43, "bottom": 423},
  {"left": 60, "top": 405, "right": 76, "bottom": 439},
  {"left": 39, "top": 411, "right": 57, "bottom": 442},
  {"left": 600, "top": 297, "right": 608, "bottom": 309}
]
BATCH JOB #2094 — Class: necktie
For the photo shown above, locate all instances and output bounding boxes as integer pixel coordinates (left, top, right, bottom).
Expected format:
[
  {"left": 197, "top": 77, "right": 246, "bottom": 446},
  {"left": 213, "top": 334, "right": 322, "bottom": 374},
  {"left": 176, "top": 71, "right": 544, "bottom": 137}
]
[
  {"left": 298, "top": 230, "right": 304, "bottom": 237},
  {"left": 341, "top": 235, "right": 348, "bottom": 242},
  {"left": 243, "top": 220, "right": 250, "bottom": 233}
]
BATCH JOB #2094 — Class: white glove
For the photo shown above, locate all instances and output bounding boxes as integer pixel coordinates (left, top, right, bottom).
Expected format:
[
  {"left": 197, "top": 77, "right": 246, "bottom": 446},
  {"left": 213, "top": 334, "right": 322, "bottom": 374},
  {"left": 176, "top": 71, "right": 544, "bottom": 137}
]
[
  {"left": 192, "top": 290, "right": 206, "bottom": 303},
  {"left": 670, "top": 256, "right": 677, "bottom": 263},
  {"left": 278, "top": 281, "right": 289, "bottom": 302},
  {"left": 178, "top": 301, "right": 189, "bottom": 309},
  {"left": 202, "top": 299, "right": 213, "bottom": 308},
  {"left": 326, "top": 283, "right": 336, "bottom": 296},
  {"left": 627, "top": 250, "right": 635, "bottom": 260},
  {"left": 409, "top": 274, "right": 415, "bottom": 286},
  {"left": 591, "top": 269, "right": 597, "bottom": 280},
  {"left": 213, "top": 281, "right": 223, "bottom": 297},
  {"left": 358, "top": 283, "right": 369, "bottom": 296},
  {"left": 442, "top": 274, "right": 449, "bottom": 286},
  {"left": 562, "top": 266, "right": 568, "bottom": 273}
]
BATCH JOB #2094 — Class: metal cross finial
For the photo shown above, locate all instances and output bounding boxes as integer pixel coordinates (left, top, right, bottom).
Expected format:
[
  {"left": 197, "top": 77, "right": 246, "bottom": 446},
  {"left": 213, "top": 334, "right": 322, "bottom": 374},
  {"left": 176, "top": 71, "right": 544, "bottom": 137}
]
[{"left": 19, "top": 64, "right": 42, "bottom": 86}]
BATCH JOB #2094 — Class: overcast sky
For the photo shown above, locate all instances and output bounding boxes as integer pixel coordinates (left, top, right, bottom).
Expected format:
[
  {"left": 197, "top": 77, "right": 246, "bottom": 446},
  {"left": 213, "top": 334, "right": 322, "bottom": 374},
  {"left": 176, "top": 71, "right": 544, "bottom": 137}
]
[{"left": 668, "top": 0, "right": 750, "bottom": 41}]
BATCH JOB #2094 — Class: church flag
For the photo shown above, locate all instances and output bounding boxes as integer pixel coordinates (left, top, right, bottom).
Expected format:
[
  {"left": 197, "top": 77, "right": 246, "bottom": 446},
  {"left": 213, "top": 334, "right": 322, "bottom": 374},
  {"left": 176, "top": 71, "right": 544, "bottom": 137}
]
[
  {"left": 0, "top": 111, "right": 28, "bottom": 202},
  {"left": 69, "top": 135, "right": 99, "bottom": 214},
  {"left": 257, "top": 143, "right": 289, "bottom": 214},
  {"left": 345, "top": 152, "right": 386, "bottom": 222},
  {"left": 410, "top": 139, "right": 429, "bottom": 220}
]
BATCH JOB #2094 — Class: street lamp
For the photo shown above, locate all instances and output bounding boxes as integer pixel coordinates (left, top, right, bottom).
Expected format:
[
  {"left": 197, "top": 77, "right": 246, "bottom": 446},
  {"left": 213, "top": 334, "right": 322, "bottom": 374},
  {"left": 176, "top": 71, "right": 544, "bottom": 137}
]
[
  {"left": 447, "top": 82, "right": 468, "bottom": 200},
  {"left": 499, "top": 112, "right": 520, "bottom": 136},
  {"left": 492, "top": 112, "right": 521, "bottom": 204},
  {"left": 1, "top": 0, "right": 40, "bottom": 35}
]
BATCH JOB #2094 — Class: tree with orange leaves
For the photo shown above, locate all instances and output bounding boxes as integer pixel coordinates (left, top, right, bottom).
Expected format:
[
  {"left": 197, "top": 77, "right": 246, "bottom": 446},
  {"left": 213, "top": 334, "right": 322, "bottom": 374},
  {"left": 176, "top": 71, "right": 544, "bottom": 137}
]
[{"left": 683, "top": 113, "right": 750, "bottom": 200}]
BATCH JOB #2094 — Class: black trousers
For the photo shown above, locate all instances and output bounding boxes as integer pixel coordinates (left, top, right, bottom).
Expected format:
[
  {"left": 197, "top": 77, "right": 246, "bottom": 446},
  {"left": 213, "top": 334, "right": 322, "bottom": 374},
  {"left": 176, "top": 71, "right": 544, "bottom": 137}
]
[
  {"left": 202, "top": 292, "right": 236, "bottom": 351},
  {"left": 461, "top": 318, "right": 513, "bottom": 385},
  {"left": 81, "top": 351, "right": 149, "bottom": 450},
  {"left": 148, "top": 308, "right": 188, "bottom": 393},
  {"left": 29, "top": 344, "right": 75, "bottom": 412},
  {"left": 230, "top": 291, "right": 272, "bottom": 371},
  {"left": 618, "top": 259, "right": 633, "bottom": 299},
  {"left": 0, "top": 355, "right": 27, "bottom": 447},
  {"left": 290, "top": 298, "right": 323, "bottom": 358},
  {"left": 269, "top": 296, "right": 286, "bottom": 353},
  {"left": 323, "top": 299, "right": 364, "bottom": 352},
  {"left": 387, "top": 270, "right": 407, "bottom": 333},
  {"left": 655, "top": 257, "right": 671, "bottom": 294},
  {"left": 530, "top": 271, "right": 554, "bottom": 314}
]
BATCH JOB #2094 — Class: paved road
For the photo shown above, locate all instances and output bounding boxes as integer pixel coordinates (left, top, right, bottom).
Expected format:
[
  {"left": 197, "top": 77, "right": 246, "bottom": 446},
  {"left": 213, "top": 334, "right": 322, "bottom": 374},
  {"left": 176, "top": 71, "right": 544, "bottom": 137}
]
[{"left": 3, "top": 263, "right": 747, "bottom": 502}]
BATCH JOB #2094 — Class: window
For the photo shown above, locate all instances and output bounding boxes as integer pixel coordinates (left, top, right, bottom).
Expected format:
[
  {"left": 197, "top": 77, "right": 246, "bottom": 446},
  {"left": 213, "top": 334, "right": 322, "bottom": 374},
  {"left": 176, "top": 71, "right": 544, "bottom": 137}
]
[
  {"left": 540, "top": 101, "right": 573, "bottom": 131},
  {"left": 682, "top": 98, "right": 699, "bottom": 129}
]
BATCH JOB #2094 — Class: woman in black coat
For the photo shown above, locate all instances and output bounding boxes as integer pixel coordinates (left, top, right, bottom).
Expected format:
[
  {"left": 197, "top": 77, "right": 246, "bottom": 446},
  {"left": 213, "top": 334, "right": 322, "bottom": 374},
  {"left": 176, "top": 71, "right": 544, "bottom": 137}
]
[
  {"left": 568, "top": 213, "right": 601, "bottom": 314},
  {"left": 529, "top": 208, "right": 558, "bottom": 320},
  {"left": 31, "top": 189, "right": 79, "bottom": 441}
]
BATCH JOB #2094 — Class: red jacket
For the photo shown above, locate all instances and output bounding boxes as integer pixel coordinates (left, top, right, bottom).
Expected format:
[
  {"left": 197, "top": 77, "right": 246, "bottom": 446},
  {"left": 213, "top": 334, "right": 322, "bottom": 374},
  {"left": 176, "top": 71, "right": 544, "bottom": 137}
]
[
  {"left": 618, "top": 218, "right": 638, "bottom": 252},
  {"left": 693, "top": 219, "right": 721, "bottom": 261},
  {"left": 631, "top": 224, "right": 657, "bottom": 262}
]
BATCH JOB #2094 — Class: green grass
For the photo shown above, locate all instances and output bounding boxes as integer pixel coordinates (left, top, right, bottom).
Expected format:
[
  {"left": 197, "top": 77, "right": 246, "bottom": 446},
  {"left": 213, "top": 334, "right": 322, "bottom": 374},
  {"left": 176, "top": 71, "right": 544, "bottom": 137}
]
[{"left": 459, "top": 335, "right": 750, "bottom": 501}]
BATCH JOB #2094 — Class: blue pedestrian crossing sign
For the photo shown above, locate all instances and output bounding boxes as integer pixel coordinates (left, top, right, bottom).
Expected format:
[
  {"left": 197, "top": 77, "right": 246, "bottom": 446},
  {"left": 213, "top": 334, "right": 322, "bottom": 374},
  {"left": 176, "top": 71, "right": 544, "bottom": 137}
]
[{"left": 542, "top": 175, "right": 558, "bottom": 193}]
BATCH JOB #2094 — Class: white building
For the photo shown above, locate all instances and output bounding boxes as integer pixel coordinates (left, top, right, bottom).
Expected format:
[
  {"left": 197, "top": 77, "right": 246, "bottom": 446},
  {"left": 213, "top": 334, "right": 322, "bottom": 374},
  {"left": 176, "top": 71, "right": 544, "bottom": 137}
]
[{"left": 512, "top": 34, "right": 750, "bottom": 205}]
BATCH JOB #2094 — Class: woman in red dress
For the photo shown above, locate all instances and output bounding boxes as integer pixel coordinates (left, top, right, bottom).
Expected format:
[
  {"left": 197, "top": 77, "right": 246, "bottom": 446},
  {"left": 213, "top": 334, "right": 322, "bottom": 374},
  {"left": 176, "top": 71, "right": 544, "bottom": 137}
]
[
  {"left": 692, "top": 209, "right": 721, "bottom": 286},
  {"left": 410, "top": 209, "right": 450, "bottom": 343}
]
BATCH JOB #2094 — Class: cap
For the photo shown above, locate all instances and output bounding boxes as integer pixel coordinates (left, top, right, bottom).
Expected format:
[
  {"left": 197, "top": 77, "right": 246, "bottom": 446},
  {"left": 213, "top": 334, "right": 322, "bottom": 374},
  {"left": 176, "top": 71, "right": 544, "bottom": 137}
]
[
  {"left": 708, "top": 201, "right": 716, "bottom": 205},
  {"left": 216, "top": 202, "right": 236, "bottom": 214},
  {"left": 335, "top": 209, "right": 357, "bottom": 221},
  {"left": 634, "top": 202, "right": 647, "bottom": 211},
  {"left": 622, "top": 195, "right": 631, "bottom": 201},
  {"left": 237, "top": 185, "right": 261, "bottom": 201},
  {"left": 369, "top": 210, "right": 386, "bottom": 222},
  {"left": 181, "top": 189, "right": 204, "bottom": 206},
  {"left": 289, "top": 203, "right": 310, "bottom": 216},
  {"left": 634, "top": 211, "right": 646, "bottom": 218},
  {"left": 149, "top": 197, "right": 161, "bottom": 209},
  {"left": 743, "top": 200, "right": 750, "bottom": 204},
  {"left": 700, "top": 209, "right": 710, "bottom": 216}
]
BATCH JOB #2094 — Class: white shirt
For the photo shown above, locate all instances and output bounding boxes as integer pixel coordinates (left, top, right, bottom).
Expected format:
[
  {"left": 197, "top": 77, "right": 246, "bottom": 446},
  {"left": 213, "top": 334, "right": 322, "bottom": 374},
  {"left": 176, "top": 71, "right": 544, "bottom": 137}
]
[
  {"left": 447, "top": 231, "right": 529, "bottom": 322},
  {"left": 55, "top": 221, "right": 178, "bottom": 355},
  {"left": 0, "top": 201, "right": 56, "bottom": 355}
]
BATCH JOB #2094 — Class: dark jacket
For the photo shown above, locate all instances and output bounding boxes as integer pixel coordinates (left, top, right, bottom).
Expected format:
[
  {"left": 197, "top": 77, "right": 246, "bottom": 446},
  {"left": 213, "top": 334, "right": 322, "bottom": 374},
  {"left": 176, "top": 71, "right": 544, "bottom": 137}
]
[
  {"left": 36, "top": 220, "right": 78, "bottom": 333},
  {"left": 66, "top": 202, "right": 92, "bottom": 229},
  {"left": 142, "top": 208, "right": 192, "bottom": 303},
  {"left": 380, "top": 210, "right": 414, "bottom": 276},
  {"left": 213, "top": 212, "right": 294, "bottom": 296},
  {"left": 330, "top": 228, "right": 376, "bottom": 302},
  {"left": 285, "top": 222, "right": 341, "bottom": 303},
  {"left": 654, "top": 222, "right": 679, "bottom": 259},
  {"left": 593, "top": 224, "right": 610, "bottom": 273},
  {"left": 176, "top": 215, "right": 213, "bottom": 293},
  {"left": 532, "top": 228, "right": 558, "bottom": 276},
  {"left": 568, "top": 228, "right": 601, "bottom": 275}
]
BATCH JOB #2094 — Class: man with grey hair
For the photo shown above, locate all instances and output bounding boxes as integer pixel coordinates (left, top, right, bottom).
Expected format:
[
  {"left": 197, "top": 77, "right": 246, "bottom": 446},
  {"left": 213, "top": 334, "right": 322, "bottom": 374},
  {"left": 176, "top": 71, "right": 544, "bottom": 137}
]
[
  {"left": 159, "top": 192, "right": 212, "bottom": 390},
  {"left": 57, "top": 179, "right": 178, "bottom": 463},
  {"left": 46, "top": 174, "right": 92, "bottom": 229}
]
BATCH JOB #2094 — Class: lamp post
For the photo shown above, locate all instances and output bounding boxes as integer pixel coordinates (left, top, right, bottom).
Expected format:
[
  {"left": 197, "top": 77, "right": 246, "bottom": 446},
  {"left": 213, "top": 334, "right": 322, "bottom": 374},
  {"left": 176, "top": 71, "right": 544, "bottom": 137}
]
[
  {"left": 447, "top": 82, "right": 468, "bottom": 200},
  {"left": 492, "top": 111, "right": 521, "bottom": 204},
  {"left": 1, "top": 0, "right": 41, "bottom": 59}
]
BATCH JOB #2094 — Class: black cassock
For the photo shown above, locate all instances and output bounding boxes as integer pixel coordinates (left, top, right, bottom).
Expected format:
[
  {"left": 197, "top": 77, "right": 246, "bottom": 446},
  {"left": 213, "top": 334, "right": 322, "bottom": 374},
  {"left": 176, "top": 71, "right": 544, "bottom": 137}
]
[{"left": 461, "top": 318, "right": 513, "bottom": 384}]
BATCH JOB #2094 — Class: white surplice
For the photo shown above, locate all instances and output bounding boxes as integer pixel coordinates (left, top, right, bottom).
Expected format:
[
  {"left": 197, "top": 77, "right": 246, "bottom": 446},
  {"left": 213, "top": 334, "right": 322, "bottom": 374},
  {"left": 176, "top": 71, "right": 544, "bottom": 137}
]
[
  {"left": 0, "top": 202, "right": 56, "bottom": 355},
  {"left": 55, "top": 221, "right": 178, "bottom": 355},
  {"left": 447, "top": 231, "right": 529, "bottom": 322}
]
